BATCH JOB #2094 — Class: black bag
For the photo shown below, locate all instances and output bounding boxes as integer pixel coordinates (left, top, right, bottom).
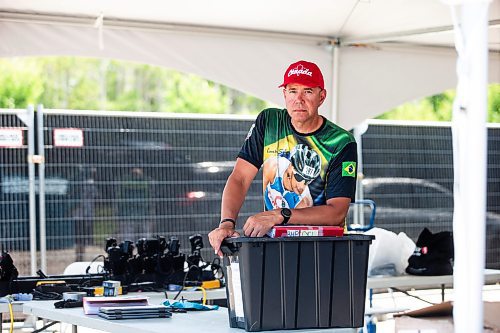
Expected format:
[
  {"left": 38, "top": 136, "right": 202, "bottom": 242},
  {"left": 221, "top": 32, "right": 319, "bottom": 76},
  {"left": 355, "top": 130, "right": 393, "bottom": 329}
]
[{"left": 406, "top": 228, "right": 454, "bottom": 276}]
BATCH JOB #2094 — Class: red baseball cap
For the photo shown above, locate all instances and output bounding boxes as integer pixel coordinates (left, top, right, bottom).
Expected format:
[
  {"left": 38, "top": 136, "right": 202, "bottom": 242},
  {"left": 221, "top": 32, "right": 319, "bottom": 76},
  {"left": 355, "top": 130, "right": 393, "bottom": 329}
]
[{"left": 278, "top": 60, "right": 324, "bottom": 90}]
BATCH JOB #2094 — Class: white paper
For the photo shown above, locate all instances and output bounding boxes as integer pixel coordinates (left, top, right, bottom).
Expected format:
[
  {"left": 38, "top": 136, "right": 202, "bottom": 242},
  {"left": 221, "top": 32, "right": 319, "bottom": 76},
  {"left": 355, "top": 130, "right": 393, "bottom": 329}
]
[{"left": 230, "top": 262, "right": 244, "bottom": 318}]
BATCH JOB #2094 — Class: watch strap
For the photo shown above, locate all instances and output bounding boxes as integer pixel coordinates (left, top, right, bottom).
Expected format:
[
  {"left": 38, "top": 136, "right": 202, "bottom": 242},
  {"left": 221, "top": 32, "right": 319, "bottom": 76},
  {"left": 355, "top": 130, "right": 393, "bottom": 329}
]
[{"left": 219, "top": 218, "right": 236, "bottom": 228}]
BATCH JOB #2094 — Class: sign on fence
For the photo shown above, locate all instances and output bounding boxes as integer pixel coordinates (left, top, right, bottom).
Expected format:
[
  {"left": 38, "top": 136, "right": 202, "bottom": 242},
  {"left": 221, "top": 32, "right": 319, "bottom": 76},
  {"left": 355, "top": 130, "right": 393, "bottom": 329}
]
[
  {"left": 0, "top": 128, "right": 23, "bottom": 147},
  {"left": 53, "top": 128, "right": 84, "bottom": 147}
]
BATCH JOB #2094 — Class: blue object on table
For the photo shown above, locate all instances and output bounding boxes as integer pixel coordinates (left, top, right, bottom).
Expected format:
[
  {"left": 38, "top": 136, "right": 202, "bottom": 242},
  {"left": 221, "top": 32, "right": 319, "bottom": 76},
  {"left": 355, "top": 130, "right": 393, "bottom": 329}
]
[
  {"left": 13, "top": 293, "right": 33, "bottom": 301},
  {"left": 0, "top": 293, "right": 33, "bottom": 303},
  {"left": 167, "top": 284, "right": 183, "bottom": 291},
  {"left": 163, "top": 299, "right": 218, "bottom": 311}
]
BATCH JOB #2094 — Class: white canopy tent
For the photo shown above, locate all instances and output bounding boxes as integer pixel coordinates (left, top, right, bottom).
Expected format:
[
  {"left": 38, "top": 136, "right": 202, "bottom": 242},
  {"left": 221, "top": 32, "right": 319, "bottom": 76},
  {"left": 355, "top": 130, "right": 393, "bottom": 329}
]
[
  {"left": 1, "top": 1, "right": 499, "bottom": 332},
  {"left": 0, "top": 0, "right": 498, "bottom": 129}
]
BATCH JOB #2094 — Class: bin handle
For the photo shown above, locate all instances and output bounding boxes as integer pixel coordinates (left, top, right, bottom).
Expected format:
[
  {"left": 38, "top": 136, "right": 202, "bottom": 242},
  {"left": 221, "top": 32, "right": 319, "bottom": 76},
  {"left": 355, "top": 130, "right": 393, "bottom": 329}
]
[
  {"left": 220, "top": 240, "right": 238, "bottom": 256},
  {"left": 348, "top": 199, "right": 376, "bottom": 232}
]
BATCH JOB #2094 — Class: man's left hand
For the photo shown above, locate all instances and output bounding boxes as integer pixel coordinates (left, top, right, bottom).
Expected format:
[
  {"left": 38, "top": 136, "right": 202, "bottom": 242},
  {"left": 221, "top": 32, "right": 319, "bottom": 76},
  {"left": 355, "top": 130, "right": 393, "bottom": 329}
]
[{"left": 243, "top": 210, "right": 283, "bottom": 237}]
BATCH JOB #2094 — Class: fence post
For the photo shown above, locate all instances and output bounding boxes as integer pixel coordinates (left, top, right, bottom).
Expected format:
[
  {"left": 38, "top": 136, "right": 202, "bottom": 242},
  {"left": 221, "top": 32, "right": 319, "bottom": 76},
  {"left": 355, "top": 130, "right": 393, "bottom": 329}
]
[
  {"left": 26, "top": 105, "right": 37, "bottom": 275},
  {"left": 37, "top": 104, "right": 47, "bottom": 273},
  {"left": 353, "top": 122, "right": 368, "bottom": 227}
]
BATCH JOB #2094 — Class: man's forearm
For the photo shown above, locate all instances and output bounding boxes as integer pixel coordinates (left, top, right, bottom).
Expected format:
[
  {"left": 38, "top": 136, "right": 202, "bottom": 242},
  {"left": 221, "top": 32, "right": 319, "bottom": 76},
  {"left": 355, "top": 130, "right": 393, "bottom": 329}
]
[
  {"left": 219, "top": 158, "right": 259, "bottom": 227},
  {"left": 220, "top": 173, "right": 252, "bottom": 224},
  {"left": 286, "top": 198, "right": 351, "bottom": 226}
]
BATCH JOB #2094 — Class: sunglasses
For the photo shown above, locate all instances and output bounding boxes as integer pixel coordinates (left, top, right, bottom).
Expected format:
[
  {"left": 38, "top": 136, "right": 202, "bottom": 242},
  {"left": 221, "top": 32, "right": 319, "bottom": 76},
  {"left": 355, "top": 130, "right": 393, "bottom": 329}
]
[{"left": 292, "top": 169, "right": 312, "bottom": 184}]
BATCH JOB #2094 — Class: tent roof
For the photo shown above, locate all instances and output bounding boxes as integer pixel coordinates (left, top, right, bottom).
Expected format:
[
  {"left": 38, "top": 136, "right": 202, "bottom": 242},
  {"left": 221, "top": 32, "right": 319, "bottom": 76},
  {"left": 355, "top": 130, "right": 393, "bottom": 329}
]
[
  {"left": 1, "top": 0, "right": 499, "bottom": 128},
  {"left": 2, "top": 0, "right": 499, "bottom": 48}
]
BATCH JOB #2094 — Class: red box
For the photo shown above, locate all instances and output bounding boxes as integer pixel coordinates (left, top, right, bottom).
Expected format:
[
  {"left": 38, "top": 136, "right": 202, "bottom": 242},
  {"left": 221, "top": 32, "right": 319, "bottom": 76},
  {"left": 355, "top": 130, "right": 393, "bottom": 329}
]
[{"left": 267, "top": 226, "right": 344, "bottom": 238}]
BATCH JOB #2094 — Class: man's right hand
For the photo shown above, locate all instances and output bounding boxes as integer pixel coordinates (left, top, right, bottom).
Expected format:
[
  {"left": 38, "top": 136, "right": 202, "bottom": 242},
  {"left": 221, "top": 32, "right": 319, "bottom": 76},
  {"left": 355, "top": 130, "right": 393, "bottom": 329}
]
[{"left": 208, "top": 227, "right": 240, "bottom": 257}]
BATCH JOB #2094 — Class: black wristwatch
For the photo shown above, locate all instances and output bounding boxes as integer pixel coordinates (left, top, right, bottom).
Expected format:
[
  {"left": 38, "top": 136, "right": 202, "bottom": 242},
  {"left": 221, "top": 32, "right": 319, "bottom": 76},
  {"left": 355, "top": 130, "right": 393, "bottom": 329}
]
[{"left": 280, "top": 208, "right": 292, "bottom": 225}]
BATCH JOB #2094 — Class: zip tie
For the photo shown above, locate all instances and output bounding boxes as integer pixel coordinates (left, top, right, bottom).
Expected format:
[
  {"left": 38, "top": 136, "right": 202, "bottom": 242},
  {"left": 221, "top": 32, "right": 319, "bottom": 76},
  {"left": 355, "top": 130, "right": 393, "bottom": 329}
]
[{"left": 94, "top": 12, "right": 104, "bottom": 50}]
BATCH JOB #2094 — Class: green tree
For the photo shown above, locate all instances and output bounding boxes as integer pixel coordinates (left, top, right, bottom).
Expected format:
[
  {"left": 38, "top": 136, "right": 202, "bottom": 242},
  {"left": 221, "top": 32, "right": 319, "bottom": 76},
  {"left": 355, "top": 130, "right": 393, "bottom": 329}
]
[
  {"left": 488, "top": 84, "right": 500, "bottom": 122},
  {"left": 378, "top": 84, "right": 500, "bottom": 122},
  {"left": 0, "top": 57, "right": 497, "bottom": 121},
  {"left": 0, "top": 57, "right": 271, "bottom": 114},
  {"left": 0, "top": 58, "right": 43, "bottom": 108},
  {"left": 36, "top": 57, "right": 102, "bottom": 110}
]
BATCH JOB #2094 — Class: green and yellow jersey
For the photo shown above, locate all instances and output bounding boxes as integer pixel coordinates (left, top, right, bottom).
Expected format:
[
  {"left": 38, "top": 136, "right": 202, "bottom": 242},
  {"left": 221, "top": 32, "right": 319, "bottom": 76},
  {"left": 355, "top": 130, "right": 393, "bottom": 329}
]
[{"left": 238, "top": 108, "right": 357, "bottom": 209}]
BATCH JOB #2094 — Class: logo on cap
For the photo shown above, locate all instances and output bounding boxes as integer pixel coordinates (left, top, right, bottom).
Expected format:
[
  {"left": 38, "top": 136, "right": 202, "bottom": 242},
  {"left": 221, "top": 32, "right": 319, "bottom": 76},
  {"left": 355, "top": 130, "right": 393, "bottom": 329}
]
[{"left": 288, "top": 64, "right": 313, "bottom": 78}]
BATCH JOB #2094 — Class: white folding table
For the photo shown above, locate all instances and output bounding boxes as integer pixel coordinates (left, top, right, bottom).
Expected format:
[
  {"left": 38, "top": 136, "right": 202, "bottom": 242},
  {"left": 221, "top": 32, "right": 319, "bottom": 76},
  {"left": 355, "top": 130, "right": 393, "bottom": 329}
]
[
  {"left": 23, "top": 297, "right": 355, "bottom": 333},
  {"left": 366, "top": 268, "right": 500, "bottom": 303}
]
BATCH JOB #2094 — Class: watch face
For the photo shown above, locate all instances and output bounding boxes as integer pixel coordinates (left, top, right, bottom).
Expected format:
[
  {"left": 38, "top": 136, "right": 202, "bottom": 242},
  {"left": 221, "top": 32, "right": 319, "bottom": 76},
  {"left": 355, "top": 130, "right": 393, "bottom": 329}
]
[
  {"left": 281, "top": 208, "right": 291, "bottom": 226},
  {"left": 282, "top": 208, "right": 291, "bottom": 218}
]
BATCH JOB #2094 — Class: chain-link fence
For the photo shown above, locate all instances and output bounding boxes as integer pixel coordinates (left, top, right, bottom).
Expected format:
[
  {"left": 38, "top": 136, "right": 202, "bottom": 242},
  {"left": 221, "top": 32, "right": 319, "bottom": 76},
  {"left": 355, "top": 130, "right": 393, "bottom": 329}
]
[
  {"left": 1, "top": 111, "right": 499, "bottom": 274},
  {"left": 358, "top": 120, "right": 500, "bottom": 268}
]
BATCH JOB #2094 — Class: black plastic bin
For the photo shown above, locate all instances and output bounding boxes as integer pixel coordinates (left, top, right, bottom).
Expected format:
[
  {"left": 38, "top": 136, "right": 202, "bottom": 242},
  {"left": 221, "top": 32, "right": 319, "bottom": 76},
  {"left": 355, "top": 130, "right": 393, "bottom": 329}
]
[{"left": 221, "top": 235, "right": 374, "bottom": 331}]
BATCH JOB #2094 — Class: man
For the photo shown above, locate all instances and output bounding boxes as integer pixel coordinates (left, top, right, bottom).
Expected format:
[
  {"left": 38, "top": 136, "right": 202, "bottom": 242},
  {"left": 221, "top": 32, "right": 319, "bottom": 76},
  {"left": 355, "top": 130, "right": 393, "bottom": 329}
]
[{"left": 209, "top": 60, "right": 357, "bottom": 256}]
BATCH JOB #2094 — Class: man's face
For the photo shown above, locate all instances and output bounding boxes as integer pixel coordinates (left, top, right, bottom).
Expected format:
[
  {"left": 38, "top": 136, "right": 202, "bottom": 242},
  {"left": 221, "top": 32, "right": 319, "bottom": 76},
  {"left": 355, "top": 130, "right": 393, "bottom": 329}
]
[
  {"left": 284, "top": 165, "right": 309, "bottom": 195},
  {"left": 283, "top": 83, "right": 326, "bottom": 124}
]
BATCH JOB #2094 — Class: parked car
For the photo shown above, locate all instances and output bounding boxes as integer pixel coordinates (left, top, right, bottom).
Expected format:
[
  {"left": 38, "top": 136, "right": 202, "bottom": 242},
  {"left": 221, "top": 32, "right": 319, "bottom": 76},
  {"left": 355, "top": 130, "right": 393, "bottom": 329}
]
[
  {"left": 0, "top": 175, "right": 73, "bottom": 250},
  {"left": 354, "top": 177, "right": 500, "bottom": 269}
]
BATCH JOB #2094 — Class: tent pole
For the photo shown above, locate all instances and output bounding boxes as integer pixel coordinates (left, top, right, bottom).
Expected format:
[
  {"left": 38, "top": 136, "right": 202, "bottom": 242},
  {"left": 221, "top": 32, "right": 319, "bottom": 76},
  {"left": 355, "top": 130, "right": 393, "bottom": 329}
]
[
  {"left": 450, "top": 2, "right": 489, "bottom": 332},
  {"left": 331, "top": 44, "right": 340, "bottom": 124}
]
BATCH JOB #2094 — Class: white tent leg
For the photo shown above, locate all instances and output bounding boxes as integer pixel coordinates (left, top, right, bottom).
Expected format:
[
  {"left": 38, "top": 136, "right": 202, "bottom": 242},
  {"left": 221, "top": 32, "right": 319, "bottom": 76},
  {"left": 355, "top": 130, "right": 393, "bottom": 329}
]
[
  {"left": 331, "top": 44, "right": 340, "bottom": 124},
  {"left": 450, "top": 2, "right": 490, "bottom": 332}
]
